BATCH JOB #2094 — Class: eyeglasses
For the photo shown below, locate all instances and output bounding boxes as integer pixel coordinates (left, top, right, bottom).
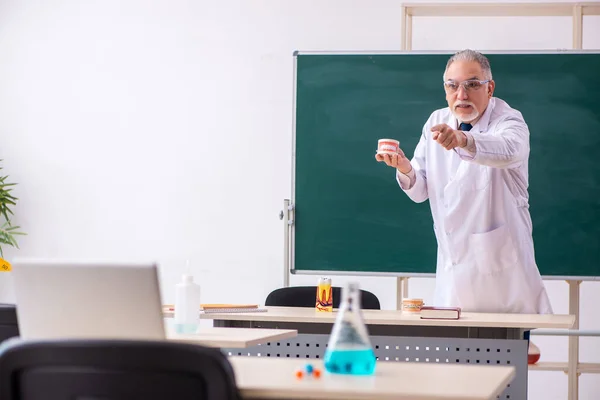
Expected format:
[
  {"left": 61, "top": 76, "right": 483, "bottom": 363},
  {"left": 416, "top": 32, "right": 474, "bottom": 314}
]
[{"left": 443, "top": 79, "right": 491, "bottom": 93}]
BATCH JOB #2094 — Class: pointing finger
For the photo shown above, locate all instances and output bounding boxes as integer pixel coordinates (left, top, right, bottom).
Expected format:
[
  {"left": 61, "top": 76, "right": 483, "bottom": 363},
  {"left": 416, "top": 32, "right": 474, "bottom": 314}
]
[{"left": 431, "top": 123, "right": 450, "bottom": 133}]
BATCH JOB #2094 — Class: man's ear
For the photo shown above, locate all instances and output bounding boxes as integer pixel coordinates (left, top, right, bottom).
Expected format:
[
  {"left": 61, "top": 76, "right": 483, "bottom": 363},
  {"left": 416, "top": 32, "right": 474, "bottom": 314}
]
[{"left": 488, "top": 80, "right": 495, "bottom": 98}]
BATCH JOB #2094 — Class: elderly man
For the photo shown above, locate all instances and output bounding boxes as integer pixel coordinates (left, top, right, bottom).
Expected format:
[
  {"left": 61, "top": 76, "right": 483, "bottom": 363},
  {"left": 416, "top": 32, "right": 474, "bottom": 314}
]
[{"left": 376, "top": 49, "right": 552, "bottom": 315}]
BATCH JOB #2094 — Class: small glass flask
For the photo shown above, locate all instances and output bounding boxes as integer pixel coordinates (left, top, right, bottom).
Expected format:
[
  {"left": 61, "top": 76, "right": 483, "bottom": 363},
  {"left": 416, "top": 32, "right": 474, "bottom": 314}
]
[{"left": 323, "top": 282, "right": 376, "bottom": 375}]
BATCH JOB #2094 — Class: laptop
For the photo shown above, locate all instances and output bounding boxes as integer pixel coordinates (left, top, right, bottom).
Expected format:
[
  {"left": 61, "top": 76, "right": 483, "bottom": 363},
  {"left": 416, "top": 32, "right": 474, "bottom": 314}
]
[{"left": 12, "top": 259, "right": 167, "bottom": 341}]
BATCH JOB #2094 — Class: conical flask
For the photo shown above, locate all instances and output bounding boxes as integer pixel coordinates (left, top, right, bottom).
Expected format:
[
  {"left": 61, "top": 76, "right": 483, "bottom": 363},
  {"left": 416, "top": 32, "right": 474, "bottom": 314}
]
[{"left": 323, "top": 282, "right": 376, "bottom": 375}]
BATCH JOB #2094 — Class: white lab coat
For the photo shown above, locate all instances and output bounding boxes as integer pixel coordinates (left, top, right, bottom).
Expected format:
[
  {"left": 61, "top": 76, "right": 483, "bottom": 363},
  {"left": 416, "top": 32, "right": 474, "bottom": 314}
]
[{"left": 397, "top": 97, "right": 553, "bottom": 314}]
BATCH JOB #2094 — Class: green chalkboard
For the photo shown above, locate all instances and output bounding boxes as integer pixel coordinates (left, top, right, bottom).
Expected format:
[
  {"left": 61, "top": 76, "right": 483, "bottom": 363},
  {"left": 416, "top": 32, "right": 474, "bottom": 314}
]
[{"left": 292, "top": 51, "right": 600, "bottom": 278}]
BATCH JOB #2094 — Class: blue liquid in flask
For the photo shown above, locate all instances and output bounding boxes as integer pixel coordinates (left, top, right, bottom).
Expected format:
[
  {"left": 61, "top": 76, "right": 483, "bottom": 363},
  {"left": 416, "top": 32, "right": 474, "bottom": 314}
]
[{"left": 324, "top": 348, "right": 377, "bottom": 375}]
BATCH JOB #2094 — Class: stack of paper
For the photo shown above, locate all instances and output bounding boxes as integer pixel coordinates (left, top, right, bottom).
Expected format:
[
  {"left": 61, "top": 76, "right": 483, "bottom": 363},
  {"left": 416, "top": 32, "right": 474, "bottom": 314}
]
[
  {"left": 200, "top": 304, "right": 267, "bottom": 314},
  {"left": 163, "top": 304, "right": 268, "bottom": 314}
]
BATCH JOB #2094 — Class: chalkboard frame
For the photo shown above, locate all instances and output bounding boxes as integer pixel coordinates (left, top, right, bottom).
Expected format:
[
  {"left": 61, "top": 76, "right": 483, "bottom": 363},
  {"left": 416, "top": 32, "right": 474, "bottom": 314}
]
[{"left": 288, "top": 50, "right": 600, "bottom": 281}]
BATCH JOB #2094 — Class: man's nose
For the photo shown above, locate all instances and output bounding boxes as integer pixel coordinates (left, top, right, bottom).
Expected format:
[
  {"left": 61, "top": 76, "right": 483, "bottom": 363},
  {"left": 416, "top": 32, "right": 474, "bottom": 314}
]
[{"left": 457, "top": 85, "right": 468, "bottom": 100}]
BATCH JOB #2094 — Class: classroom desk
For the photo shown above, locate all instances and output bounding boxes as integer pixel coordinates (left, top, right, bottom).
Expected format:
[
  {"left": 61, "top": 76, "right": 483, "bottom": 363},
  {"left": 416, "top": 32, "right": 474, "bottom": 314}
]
[
  {"left": 231, "top": 356, "right": 516, "bottom": 400},
  {"left": 199, "top": 306, "right": 575, "bottom": 399},
  {"left": 199, "top": 306, "right": 574, "bottom": 334},
  {"left": 167, "top": 327, "right": 297, "bottom": 349}
]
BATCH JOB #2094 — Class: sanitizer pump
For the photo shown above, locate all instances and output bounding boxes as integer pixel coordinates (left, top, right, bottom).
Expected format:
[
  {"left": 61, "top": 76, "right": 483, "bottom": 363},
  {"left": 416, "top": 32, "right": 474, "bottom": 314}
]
[{"left": 174, "top": 261, "right": 200, "bottom": 334}]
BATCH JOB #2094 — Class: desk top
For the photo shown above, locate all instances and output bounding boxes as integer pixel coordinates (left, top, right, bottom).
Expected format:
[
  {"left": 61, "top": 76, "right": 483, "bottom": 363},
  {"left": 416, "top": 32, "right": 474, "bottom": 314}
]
[
  {"left": 167, "top": 327, "right": 297, "bottom": 348},
  {"left": 231, "top": 356, "right": 515, "bottom": 400},
  {"left": 199, "top": 306, "right": 575, "bottom": 329}
]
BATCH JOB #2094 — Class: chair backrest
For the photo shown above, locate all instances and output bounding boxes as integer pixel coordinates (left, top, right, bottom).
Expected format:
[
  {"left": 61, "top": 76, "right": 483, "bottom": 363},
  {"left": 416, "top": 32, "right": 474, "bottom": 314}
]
[
  {"left": 0, "top": 338, "right": 241, "bottom": 400},
  {"left": 265, "top": 286, "right": 381, "bottom": 310},
  {"left": 0, "top": 304, "right": 19, "bottom": 343}
]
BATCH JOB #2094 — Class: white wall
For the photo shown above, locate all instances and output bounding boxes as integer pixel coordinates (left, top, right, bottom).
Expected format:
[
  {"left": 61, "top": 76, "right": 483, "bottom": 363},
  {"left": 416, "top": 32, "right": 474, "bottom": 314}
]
[{"left": 0, "top": 1, "right": 598, "bottom": 398}]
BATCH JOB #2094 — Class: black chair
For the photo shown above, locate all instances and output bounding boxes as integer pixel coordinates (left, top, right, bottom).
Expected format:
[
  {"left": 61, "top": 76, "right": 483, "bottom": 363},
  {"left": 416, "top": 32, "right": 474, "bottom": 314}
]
[
  {"left": 0, "top": 338, "right": 241, "bottom": 400},
  {"left": 265, "top": 286, "right": 381, "bottom": 310},
  {"left": 0, "top": 304, "right": 19, "bottom": 343}
]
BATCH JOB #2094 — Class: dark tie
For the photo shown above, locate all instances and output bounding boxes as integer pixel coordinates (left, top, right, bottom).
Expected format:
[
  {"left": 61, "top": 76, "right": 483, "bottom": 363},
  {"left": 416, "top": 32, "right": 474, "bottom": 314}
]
[{"left": 459, "top": 122, "right": 472, "bottom": 131}]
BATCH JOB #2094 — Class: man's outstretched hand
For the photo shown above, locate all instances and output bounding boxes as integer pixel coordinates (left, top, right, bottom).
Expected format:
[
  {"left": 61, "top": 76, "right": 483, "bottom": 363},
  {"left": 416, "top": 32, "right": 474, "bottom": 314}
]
[{"left": 431, "top": 124, "right": 467, "bottom": 150}]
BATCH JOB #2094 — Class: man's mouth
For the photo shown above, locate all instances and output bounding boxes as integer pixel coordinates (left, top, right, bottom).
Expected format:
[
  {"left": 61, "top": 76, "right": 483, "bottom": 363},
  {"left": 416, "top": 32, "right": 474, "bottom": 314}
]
[{"left": 456, "top": 104, "right": 472, "bottom": 109}]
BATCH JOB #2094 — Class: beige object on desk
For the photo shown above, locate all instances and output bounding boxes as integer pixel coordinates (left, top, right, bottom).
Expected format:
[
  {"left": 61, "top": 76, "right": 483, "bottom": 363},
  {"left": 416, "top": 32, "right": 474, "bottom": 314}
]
[
  {"left": 167, "top": 327, "right": 297, "bottom": 349},
  {"left": 197, "top": 306, "right": 575, "bottom": 329},
  {"left": 231, "top": 356, "right": 515, "bottom": 400}
]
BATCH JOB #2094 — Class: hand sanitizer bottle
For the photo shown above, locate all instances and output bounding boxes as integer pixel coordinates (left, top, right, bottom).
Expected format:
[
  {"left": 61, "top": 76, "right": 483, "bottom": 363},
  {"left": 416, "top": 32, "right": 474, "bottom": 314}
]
[
  {"left": 323, "top": 282, "right": 376, "bottom": 375},
  {"left": 174, "top": 261, "right": 200, "bottom": 334}
]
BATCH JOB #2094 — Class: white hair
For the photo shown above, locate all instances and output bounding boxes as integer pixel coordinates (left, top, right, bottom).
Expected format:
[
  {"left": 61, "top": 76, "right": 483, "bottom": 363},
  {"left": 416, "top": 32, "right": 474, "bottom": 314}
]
[{"left": 443, "top": 49, "right": 493, "bottom": 81}]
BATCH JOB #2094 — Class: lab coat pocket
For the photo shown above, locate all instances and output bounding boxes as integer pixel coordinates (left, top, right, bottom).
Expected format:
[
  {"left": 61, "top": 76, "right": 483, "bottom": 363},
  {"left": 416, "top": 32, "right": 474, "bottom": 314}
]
[{"left": 468, "top": 224, "right": 518, "bottom": 275}]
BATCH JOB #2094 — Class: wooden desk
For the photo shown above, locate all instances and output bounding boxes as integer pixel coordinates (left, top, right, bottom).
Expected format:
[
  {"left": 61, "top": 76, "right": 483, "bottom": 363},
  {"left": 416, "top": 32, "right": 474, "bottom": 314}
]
[
  {"left": 231, "top": 356, "right": 516, "bottom": 400},
  {"left": 197, "top": 306, "right": 574, "bottom": 399},
  {"left": 198, "top": 306, "right": 575, "bottom": 330},
  {"left": 167, "top": 327, "right": 297, "bottom": 348}
]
